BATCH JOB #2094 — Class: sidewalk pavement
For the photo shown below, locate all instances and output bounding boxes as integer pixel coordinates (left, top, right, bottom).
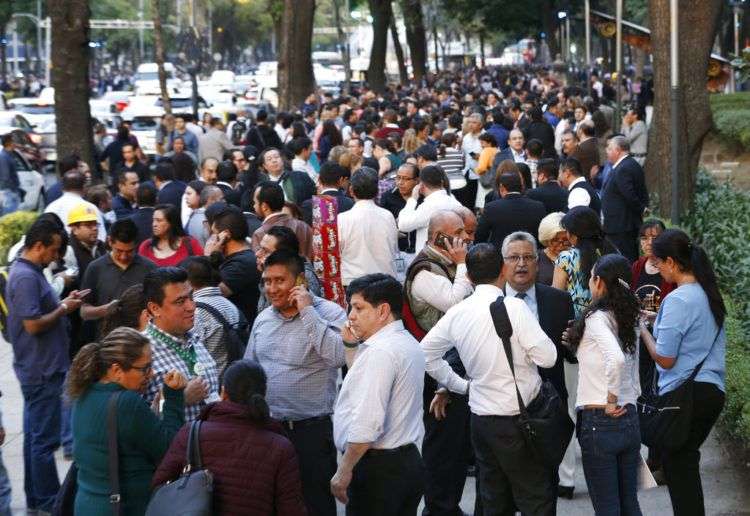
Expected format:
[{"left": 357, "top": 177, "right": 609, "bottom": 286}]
[{"left": 1, "top": 338, "right": 748, "bottom": 515}]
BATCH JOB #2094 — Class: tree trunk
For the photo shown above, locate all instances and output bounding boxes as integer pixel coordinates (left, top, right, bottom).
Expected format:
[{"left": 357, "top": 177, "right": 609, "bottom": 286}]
[
  {"left": 278, "top": 0, "right": 316, "bottom": 111},
  {"left": 49, "top": 0, "right": 94, "bottom": 170},
  {"left": 332, "top": 0, "right": 351, "bottom": 95},
  {"left": 646, "top": 0, "right": 722, "bottom": 217},
  {"left": 402, "top": 0, "right": 427, "bottom": 84},
  {"left": 0, "top": 24, "right": 6, "bottom": 84},
  {"left": 367, "top": 0, "right": 392, "bottom": 93},
  {"left": 432, "top": 22, "right": 439, "bottom": 71},
  {"left": 151, "top": 0, "right": 171, "bottom": 114},
  {"left": 479, "top": 30, "right": 486, "bottom": 68},
  {"left": 390, "top": 15, "right": 409, "bottom": 84},
  {"left": 541, "top": 0, "right": 560, "bottom": 60}
]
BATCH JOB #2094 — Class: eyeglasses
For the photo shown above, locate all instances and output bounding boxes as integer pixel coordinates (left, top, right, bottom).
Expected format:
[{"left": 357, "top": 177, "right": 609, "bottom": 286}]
[
  {"left": 503, "top": 254, "right": 538, "bottom": 264},
  {"left": 129, "top": 362, "right": 152, "bottom": 374}
]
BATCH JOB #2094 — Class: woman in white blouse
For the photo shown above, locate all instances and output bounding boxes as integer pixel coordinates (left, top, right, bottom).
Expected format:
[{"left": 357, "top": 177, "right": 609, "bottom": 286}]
[{"left": 566, "top": 254, "right": 642, "bottom": 515}]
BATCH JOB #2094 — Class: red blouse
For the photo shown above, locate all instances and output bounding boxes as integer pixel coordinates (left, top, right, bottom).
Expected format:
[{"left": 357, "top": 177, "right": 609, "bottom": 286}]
[{"left": 138, "top": 236, "right": 203, "bottom": 267}]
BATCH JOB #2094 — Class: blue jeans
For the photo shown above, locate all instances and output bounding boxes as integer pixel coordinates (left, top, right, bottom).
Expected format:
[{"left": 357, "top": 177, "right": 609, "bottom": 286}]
[
  {"left": 61, "top": 397, "right": 73, "bottom": 455},
  {"left": 577, "top": 405, "right": 642, "bottom": 516},
  {"left": 0, "top": 447, "right": 11, "bottom": 516},
  {"left": 0, "top": 190, "right": 20, "bottom": 215},
  {"left": 20, "top": 373, "right": 64, "bottom": 512}
]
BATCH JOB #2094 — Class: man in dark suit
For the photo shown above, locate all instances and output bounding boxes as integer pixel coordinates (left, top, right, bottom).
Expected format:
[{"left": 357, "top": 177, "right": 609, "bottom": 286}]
[
  {"left": 476, "top": 172, "right": 546, "bottom": 249},
  {"left": 571, "top": 120, "right": 600, "bottom": 181},
  {"left": 300, "top": 162, "right": 354, "bottom": 225},
  {"left": 153, "top": 161, "right": 187, "bottom": 212},
  {"left": 601, "top": 135, "right": 649, "bottom": 263},
  {"left": 500, "top": 230, "right": 576, "bottom": 498},
  {"left": 128, "top": 182, "right": 157, "bottom": 244},
  {"left": 527, "top": 158, "right": 567, "bottom": 214}
]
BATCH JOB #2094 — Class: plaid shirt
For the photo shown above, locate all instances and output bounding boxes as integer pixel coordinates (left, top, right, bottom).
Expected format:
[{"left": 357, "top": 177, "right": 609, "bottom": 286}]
[{"left": 143, "top": 321, "right": 220, "bottom": 422}]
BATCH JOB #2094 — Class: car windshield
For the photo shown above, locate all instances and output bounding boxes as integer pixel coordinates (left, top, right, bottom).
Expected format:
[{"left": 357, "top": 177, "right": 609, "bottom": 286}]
[
  {"left": 130, "top": 117, "right": 158, "bottom": 131},
  {"left": 135, "top": 71, "right": 174, "bottom": 82}
]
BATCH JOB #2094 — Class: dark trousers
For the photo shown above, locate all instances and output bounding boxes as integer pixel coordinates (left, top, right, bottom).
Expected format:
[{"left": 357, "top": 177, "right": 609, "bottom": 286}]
[
  {"left": 422, "top": 393, "right": 472, "bottom": 516},
  {"left": 607, "top": 231, "right": 639, "bottom": 264},
  {"left": 471, "top": 413, "right": 556, "bottom": 516},
  {"left": 452, "top": 178, "right": 478, "bottom": 211},
  {"left": 662, "top": 382, "right": 725, "bottom": 516},
  {"left": 285, "top": 417, "right": 337, "bottom": 516},
  {"left": 578, "top": 406, "right": 642, "bottom": 516},
  {"left": 347, "top": 444, "right": 425, "bottom": 516},
  {"left": 20, "top": 373, "right": 64, "bottom": 512}
]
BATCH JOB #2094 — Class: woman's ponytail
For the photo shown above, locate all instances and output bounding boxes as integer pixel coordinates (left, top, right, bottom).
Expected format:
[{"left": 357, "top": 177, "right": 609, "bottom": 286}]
[
  {"left": 690, "top": 244, "right": 726, "bottom": 328},
  {"left": 66, "top": 343, "right": 104, "bottom": 399},
  {"left": 248, "top": 393, "right": 270, "bottom": 422}
]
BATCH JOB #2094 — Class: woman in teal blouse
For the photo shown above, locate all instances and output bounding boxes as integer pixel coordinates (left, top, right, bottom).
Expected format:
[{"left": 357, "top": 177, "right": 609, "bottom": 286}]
[{"left": 67, "top": 327, "right": 187, "bottom": 515}]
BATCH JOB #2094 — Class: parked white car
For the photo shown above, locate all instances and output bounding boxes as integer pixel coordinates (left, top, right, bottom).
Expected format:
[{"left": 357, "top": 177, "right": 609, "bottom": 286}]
[{"left": 12, "top": 150, "right": 45, "bottom": 211}]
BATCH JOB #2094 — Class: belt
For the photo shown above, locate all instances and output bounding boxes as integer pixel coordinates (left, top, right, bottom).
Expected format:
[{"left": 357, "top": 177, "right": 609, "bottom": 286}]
[
  {"left": 280, "top": 415, "right": 331, "bottom": 431},
  {"left": 366, "top": 443, "right": 416, "bottom": 457}
]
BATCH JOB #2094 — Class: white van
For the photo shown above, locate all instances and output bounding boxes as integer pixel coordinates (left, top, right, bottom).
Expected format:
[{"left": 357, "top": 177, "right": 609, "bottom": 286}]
[{"left": 134, "top": 63, "right": 180, "bottom": 94}]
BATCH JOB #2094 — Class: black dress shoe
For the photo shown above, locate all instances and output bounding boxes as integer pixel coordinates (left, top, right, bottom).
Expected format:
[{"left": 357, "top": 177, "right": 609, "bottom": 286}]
[{"left": 557, "top": 485, "right": 574, "bottom": 499}]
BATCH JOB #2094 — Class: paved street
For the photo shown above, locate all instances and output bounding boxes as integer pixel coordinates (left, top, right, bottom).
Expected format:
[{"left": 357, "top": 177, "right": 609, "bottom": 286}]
[{"left": 0, "top": 338, "right": 748, "bottom": 515}]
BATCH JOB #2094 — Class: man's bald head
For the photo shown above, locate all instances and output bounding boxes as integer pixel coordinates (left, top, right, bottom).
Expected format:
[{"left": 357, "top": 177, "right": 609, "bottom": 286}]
[
  {"left": 427, "top": 210, "right": 464, "bottom": 243},
  {"left": 453, "top": 206, "right": 477, "bottom": 243}
]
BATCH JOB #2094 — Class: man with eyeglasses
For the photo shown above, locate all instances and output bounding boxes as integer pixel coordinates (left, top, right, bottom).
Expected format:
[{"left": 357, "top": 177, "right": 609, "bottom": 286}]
[
  {"left": 80, "top": 219, "right": 156, "bottom": 324},
  {"left": 500, "top": 231, "right": 576, "bottom": 499},
  {"left": 380, "top": 163, "right": 420, "bottom": 264}
]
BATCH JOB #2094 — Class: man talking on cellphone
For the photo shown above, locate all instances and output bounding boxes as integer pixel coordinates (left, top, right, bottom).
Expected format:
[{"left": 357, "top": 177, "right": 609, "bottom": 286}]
[
  {"left": 403, "top": 209, "right": 478, "bottom": 516},
  {"left": 203, "top": 204, "right": 262, "bottom": 325},
  {"left": 244, "top": 249, "right": 357, "bottom": 516}
]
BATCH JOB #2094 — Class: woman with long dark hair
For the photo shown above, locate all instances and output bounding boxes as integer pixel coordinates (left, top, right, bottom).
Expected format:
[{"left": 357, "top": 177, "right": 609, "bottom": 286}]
[
  {"left": 98, "top": 284, "right": 149, "bottom": 338},
  {"left": 138, "top": 204, "right": 203, "bottom": 267},
  {"left": 639, "top": 229, "right": 726, "bottom": 515},
  {"left": 152, "top": 359, "right": 307, "bottom": 515},
  {"left": 553, "top": 206, "right": 611, "bottom": 317},
  {"left": 567, "top": 254, "right": 642, "bottom": 515},
  {"left": 318, "top": 120, "right": 343, "bottom": 163},
  {"left": 69, "top": 328, "right": 186, "bottom": 515}
]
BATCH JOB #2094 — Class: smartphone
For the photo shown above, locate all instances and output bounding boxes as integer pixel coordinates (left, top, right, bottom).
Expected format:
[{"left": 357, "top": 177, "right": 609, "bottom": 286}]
[
  {"left": 295, "top": 275, "right": 308, "bottom": 288},
  {"left": 434, "top": 231, "right": 454, "bottom": 251},
  {"left": 74, "top": 289, "right": 92, "bottom": 299}
]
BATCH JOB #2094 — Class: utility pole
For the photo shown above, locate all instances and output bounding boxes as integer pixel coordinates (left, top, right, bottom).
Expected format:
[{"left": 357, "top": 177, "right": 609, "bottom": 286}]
[
  {"left": 37, "top": 0, "right": 42, "bottom": 75},
  {"left": 585, "top": 0, "right": 591, "bottom": 94},
  {"left": 138, "top": 0, "right": 145, "bottom": 60},
  {"left": 733, "top": 3, "right": 742, "bottom": 91},
  {"left": 614, "top": 0, "right": 623, "bottom": 133},
  {"left": 670, "top": 0, "right": 680, "bottom": 224}
]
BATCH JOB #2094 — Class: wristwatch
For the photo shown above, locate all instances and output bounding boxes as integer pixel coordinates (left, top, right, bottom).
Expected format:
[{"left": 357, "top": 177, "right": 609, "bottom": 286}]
[
  {"left": 343, "top": 339, "right": 360, "bottom": 349},
  {"left": 60, "top": 302, "right": 69, "bottom": 313}
]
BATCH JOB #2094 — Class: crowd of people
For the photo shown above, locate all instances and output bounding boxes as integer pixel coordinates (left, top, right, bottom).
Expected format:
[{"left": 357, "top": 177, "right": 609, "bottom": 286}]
[{"left": 0, "top": 65, "right": 725, "bottom": 516}]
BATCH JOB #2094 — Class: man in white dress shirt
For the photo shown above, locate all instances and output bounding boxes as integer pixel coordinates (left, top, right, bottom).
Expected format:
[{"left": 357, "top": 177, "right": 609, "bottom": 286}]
[
  {"left": 338, "top": 168, "right": 398, "bottom": 286},
  {"left": 421, "top": 243, "right": 558, "bottom": 515},
  {"left": 331, "top": 274, "right": 425, "bottom": 514},
  {"left": 397, "top": 165, "right": 462, "bottom": 253}
]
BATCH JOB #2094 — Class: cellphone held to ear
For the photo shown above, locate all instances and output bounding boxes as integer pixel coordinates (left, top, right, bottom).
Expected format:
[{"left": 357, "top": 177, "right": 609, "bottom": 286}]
[{"left": 434, "top": 232, "right": 454, "bottom": 251}]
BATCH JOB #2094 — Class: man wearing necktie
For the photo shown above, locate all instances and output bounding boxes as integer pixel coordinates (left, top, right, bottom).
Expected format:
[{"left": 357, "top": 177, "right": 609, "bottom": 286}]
[{"left": 500, "top": 231, "right": 577, "bottom": 499}]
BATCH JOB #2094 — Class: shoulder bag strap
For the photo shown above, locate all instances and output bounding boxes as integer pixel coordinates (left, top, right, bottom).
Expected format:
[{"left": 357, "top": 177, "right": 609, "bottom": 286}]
[
  {"left": 107, "top": 392, "right": 122, "bottom": 516},
  {"left": 195, "top": 301, "right": 231, "bottom": 331},
  {"left": 489, "top": 297, "right": 529, "bottom": 420},
  {"left": 185, "top": 420, "right": 203, "bottom": 471},
  {"left": 688, "top": 325, "right": 723, "bottom": 381}
]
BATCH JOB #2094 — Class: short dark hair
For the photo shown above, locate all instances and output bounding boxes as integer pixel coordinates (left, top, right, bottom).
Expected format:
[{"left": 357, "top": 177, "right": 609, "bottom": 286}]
[
  {"left": 59, "top": 153, "right": 81, "bottom": 175},
  {"left": 560, "top": 157, "right": 583, "bottom": 177},
  {"left": 143, "top": 267, "right": 189, "bottom": 306},
  {"left": 466, "top": 243, "right": 502, "bottom": 284},
  {"left": 526, "top": 138, "right": 544, "bottom": 158},
  {"left": 537, "top": 158, "right": 559, "bottom": 180},
  {"left": 498, "top": 172, "right": 522, "bottom": 193},
  {"left": 212, "top": 206, "right": 248, "bottom": 241},
  {"left": 318, "top": 161, "right": 345, "bottom": 187},
  {"left": 414, "top": 143, "right": 438, "bottom": 161},
  {"left": 62, "top": 170, "right": 86, "bottom": 191},
  {"left": 419, "top": 165, "right": 446, "bottom": 189},
  {"left": 109, "top": 218, "right": 138, "bottom": 244},
  {"left": 216, "top": 160, "right": 238, "bottom": 183},
  {"left": 347, "top": 273, "right": 403, "bottom": 319},
  {"left": 155, "top": 162, "right": 176, "bottom": 182},
  {"left": 136, "top": 182, "right": 157, "bottom": 207},
  {"left": 289, "top": 136, "right": 312, "bottom": 156},
  {"left": 639, "top": 218, "right": 666, "bottom": 237},
  {"left": 180, "top": 256, "right": 221, "bottom": 289},
  {"left": 25, "top": 219, "right": 64, "bottom": 249},
  {"left": 256, "top": 182, "right": 285, "bottom": 212},
  {"left": 264, "top": 249, "right": 304, "bottom": 278},
  {"left": 267, "top": 225, "right": 300, "bottom": 254},
  {"left": 1, "top": 133, "right": 13, "bottom": 146},
  {"left": 478, "top": 133, "right": 497, "bottom": 147},
  {"left": 350, "top": 167, "right": 379, "bottom": 199}
]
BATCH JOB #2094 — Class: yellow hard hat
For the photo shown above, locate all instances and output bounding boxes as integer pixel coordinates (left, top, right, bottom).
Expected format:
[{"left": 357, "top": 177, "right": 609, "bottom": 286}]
[{"left": 68, "top": 203, "right": 98, "bottom": 226}]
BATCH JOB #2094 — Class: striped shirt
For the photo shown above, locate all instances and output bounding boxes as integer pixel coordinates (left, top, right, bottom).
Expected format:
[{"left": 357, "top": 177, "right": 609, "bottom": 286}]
[
  {"left": 245, "top": 296, "right": 347, "bottom": 421},
  {"left": 193, "top": 286, "right": 242, "bottom": 375},
  {"left": 437, "top": 148, "right": 466, "bottom": 186}
]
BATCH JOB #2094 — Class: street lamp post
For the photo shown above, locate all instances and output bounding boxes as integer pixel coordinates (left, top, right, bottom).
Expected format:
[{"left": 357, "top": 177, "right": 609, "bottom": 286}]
[
  {"left": 558, "top": 11, "right": 567, "bottom": 61},
  {"left": 614, "top": 0, "right": 623, "bottom": 133},
  {"left": 585, "top": 0, "right": 592, "bottom": 94}
]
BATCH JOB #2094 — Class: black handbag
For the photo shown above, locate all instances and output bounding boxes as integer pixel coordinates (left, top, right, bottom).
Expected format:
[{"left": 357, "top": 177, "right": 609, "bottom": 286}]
[
  {"left": 52, "top": 392, "right": 122, "bottom": 516},
  {"left": 145, "top": 420, "right": 214, "bottom": 516},
  {"left": 489, "top": 297, "right": 575, "bottom": 469},
  {"left": 638, "top": 327, "right": 721, "bottom": 451}
]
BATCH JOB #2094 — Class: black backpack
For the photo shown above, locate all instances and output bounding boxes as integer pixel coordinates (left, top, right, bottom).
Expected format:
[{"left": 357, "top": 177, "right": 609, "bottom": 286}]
[
  {"left": 0, "top": 267, "right": 10, "bottom": 342},
  {"left": 195, "top": 302, "right": 250, "bottom": 366},
  {"left": 231, "top": 119, "right": 248, "bottom": 145}
]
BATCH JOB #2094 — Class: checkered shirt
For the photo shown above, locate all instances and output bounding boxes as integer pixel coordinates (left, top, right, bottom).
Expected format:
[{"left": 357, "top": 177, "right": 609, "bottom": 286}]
[{"left": 143, "top": 321, "right": 220, "bottom": 422}]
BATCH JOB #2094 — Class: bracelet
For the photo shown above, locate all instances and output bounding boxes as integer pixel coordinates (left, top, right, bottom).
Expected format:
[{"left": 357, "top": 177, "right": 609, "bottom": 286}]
[{"left": 60, "top": 302, "right": 69, "bottom": 313}]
